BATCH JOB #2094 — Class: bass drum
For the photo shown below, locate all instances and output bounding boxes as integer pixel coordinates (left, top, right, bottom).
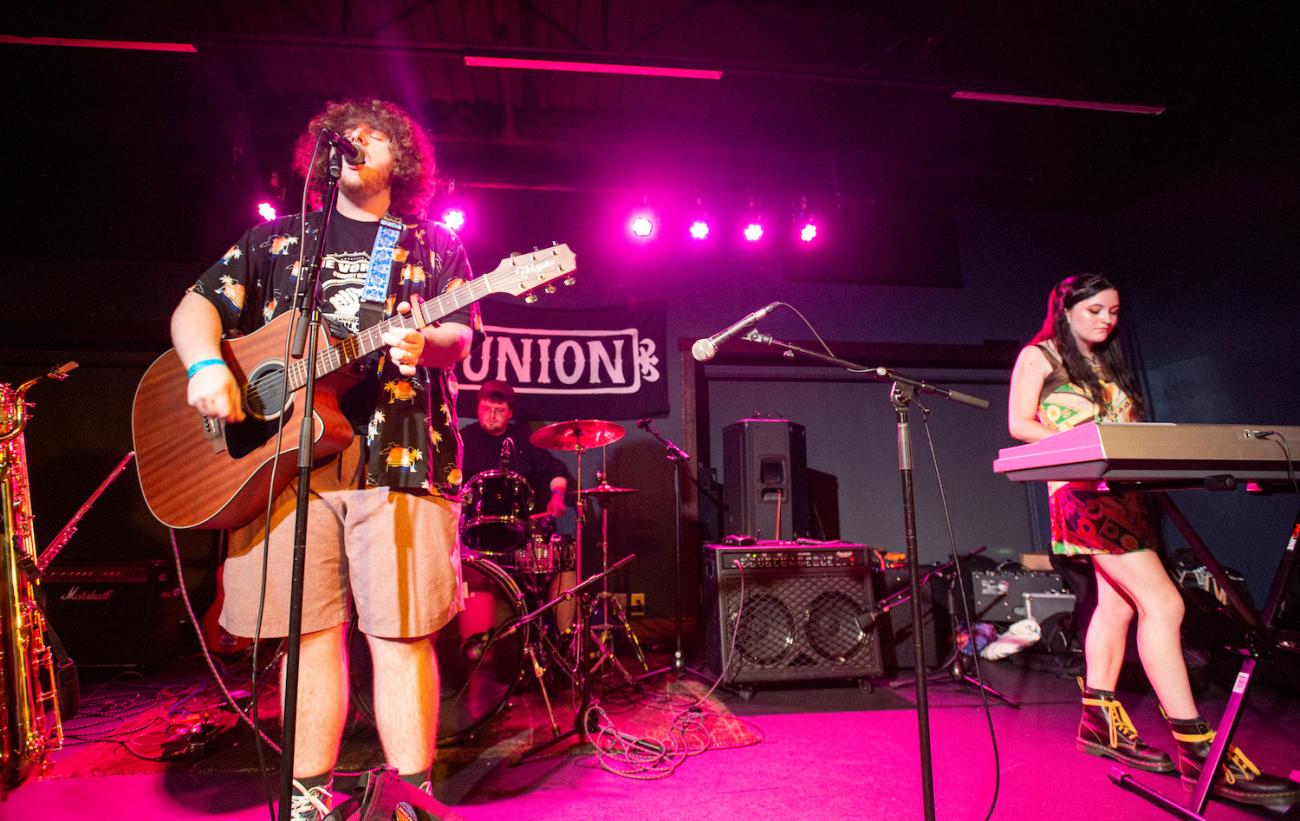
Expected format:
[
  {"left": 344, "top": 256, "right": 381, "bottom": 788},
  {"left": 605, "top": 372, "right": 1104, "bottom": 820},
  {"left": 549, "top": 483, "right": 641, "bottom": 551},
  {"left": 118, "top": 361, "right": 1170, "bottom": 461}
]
[
  {"left": 460, "top": 470, "right": 534, "bottom": 557},
  {"left": 349, "top": 555, "right": 528, "bottom": 745}
]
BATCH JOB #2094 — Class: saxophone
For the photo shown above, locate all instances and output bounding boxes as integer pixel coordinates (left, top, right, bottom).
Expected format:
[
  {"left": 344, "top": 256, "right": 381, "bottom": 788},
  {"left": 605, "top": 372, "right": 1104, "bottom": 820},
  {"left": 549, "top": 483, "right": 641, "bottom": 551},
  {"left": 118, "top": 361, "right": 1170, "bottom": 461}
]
[{"left": 1, "top": 363, "right": 74, "bottom": 792}]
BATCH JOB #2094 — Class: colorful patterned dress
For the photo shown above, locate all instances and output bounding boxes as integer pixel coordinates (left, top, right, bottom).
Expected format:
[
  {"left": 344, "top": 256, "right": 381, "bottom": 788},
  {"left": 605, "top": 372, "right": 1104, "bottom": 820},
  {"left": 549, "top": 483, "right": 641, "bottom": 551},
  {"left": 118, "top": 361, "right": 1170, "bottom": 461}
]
[{"left": 1036, "top": 343, "right": 1160, "bottom": 556}]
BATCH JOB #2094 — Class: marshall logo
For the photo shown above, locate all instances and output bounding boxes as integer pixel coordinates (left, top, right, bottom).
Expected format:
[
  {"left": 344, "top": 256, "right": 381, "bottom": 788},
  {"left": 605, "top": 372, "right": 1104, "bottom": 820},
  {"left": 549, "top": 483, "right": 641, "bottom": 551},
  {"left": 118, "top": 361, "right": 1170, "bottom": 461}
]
[{"left": 60, "top": 585, "right": 114, "bottom": 602}]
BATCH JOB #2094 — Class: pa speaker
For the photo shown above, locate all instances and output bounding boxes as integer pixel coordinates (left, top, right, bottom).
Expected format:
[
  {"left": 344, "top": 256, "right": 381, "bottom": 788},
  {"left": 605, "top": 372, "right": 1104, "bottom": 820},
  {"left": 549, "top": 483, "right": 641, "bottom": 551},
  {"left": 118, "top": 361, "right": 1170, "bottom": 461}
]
[
  {"left": 701, "top": 542, "right": 884, "bottom": 685},
  {"left": 722, "top": 418, "right": 809, "bottom": 541}
]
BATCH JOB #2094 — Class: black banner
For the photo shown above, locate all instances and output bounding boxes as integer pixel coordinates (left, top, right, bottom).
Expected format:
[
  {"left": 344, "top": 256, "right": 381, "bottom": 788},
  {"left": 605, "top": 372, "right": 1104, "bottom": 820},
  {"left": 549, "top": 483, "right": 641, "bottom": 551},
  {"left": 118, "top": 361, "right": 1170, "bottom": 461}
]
[{"left": 455, "top": 299, "right": 669, "bottom": 421}]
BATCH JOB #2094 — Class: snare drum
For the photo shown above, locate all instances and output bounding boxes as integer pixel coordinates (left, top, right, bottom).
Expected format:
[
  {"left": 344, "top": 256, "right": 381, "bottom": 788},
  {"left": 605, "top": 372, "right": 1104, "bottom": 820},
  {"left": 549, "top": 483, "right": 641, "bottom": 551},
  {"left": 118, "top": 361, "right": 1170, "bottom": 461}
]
[
  {"left": 513, "top": 533, "right": 575, "bottom": 576},
  {"left": 460, "top": 469, "right": 534, "bottom": 556}
]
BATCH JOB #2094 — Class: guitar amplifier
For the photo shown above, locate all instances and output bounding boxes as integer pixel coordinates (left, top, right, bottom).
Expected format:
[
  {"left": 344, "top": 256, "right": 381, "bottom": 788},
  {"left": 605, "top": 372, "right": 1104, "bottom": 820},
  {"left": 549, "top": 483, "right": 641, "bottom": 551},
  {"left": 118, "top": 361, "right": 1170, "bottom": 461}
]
[
  {"left": 971, "top": 568, "right": 1073, "bottom": 624},
  {"left": 40, "top": 560, "right": 184, "bottom": 669},
  {"left": 701, "top": 542, "right": 884, "bottom": 685}
]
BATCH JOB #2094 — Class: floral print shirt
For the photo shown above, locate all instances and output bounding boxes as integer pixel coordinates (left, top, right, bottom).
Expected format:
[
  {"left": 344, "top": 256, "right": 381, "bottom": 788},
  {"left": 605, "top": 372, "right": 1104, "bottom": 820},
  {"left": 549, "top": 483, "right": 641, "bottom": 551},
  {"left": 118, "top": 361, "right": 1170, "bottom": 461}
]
[{"left": 189, "top": 210, "right": 481, "bottom": 497}]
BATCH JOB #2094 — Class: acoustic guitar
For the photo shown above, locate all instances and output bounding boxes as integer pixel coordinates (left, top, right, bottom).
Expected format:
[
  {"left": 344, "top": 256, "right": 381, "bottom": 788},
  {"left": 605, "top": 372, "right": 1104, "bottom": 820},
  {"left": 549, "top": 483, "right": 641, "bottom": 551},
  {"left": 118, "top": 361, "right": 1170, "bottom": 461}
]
[{"left": 132, "top": 244, "right": 575, "bottom": 530}]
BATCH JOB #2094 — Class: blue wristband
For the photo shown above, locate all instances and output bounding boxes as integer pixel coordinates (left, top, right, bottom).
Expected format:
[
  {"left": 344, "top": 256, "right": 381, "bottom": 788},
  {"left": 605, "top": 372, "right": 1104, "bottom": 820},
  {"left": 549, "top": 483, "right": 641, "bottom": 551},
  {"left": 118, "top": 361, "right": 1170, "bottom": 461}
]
[{"left": 186, "top": 358, "right": 226, "bottom": 379}]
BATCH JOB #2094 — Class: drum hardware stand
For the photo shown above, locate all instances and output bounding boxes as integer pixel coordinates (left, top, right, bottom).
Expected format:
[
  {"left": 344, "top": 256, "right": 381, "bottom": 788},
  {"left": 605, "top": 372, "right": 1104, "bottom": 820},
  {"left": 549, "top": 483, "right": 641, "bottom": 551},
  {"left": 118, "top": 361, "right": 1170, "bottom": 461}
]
[
  {"left": 504, "top": 554, "right": 636, "bottom": 759},
  {"left": 874, "top": 546, "right": 1018, "bottom": 708},
  {"left": 636, "top": 419, "right": 714, "bottom": 686},
  {"left": 523, "top": 643, "right": 562, "bottom": 736},
  {"left": 740, "top": 327, "right": 989, "bottom": 821},
  {"left": 586, "top": 471, "right": 648, "bottom": 679}
]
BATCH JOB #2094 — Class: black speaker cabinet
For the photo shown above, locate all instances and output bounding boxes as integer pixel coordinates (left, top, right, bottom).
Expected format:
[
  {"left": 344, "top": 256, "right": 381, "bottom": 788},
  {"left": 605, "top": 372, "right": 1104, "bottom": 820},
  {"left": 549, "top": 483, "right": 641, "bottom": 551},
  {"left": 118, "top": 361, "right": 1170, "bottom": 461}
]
[
  {"left": 874, "top": 566, "right": 951, "bottom": 671},
  {"left": 41, "top": 560, "right": 184, "bottom": 669},
  {"left": 701, "top": 542, "right": 884, "bottom": 685},
  {"left": 722, "top": 418, "right": 809, "bottom": 541}
]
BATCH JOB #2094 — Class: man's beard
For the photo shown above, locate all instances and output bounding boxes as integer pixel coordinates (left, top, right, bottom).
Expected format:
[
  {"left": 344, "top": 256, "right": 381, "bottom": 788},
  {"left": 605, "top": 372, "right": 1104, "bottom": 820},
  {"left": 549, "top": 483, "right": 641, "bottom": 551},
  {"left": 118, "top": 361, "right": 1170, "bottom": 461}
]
[{"left": 340, "top": 166, "right": 392, "bottom": 204}]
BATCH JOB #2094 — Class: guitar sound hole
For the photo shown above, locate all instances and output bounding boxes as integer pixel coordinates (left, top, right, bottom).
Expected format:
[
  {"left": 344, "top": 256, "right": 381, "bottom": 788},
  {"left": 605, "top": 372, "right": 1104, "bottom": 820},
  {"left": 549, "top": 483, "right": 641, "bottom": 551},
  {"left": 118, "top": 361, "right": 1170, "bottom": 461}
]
[{"left": 245, "top": 362, "right": 290, "bottom": 421}]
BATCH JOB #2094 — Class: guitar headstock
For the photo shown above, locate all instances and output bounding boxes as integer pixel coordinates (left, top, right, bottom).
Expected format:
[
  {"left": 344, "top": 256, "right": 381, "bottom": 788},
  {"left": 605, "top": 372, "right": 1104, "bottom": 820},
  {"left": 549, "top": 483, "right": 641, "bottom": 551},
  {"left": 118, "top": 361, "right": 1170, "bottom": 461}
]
[{"left": 484, "top": 243, "right": 577, "bottom": 302}]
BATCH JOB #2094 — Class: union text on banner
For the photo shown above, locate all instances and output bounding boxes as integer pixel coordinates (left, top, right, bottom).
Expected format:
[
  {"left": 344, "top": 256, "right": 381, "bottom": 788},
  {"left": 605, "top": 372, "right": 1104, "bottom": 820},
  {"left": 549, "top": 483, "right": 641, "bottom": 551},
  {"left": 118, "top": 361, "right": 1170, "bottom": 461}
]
[{"left": 455, "top": 300, "right": 669, "bottom": 420}]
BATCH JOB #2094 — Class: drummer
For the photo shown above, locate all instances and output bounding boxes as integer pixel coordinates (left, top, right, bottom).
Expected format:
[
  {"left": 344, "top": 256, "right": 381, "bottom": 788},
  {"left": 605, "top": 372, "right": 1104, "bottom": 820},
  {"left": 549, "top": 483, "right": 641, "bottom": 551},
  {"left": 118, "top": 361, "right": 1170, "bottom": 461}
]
[{"left": 461, "top": 380, "right": 573, "bottom": 525}]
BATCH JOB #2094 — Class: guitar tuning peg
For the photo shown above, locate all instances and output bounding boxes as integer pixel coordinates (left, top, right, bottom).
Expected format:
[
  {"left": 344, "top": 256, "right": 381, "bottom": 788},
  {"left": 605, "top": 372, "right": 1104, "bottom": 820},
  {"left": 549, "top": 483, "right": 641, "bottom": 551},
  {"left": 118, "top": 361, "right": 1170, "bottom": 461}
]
[
  {"left": 524, "top": 293, "right": 539, "bottom": 304},
  {"left": 544, "top": 284, "right": 556, "bottom": 294},
  {"left": 532, "top": 246, "right": 539, "bottom": 252},
  {"left": 563, "top": 275, "right": 576, "bottom": 286},
  {"left": 510, "top": 251, "right": 521, "bottom": 257}
]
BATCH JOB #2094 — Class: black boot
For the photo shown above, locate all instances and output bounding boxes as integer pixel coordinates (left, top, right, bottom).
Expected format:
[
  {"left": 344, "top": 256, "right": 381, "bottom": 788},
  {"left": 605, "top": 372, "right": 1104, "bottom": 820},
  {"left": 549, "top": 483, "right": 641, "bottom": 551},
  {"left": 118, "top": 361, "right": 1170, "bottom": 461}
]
[
  {"left": 1077, "top": 685, "right": 1175, "bottom": 773},
  {"left": 1167, "top": 715, "right": 1300, "bottom": 806}
]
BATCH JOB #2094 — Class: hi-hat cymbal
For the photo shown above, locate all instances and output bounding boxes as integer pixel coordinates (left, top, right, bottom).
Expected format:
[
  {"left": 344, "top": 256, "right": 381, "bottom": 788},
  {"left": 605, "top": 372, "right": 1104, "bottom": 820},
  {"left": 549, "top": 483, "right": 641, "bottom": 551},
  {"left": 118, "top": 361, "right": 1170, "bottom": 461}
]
[
  {"left": 579, "top": 482, "right": 639, "bottom": 498},
  {"left": 530, "top": 419, "right": 625, "bottom": 450}
]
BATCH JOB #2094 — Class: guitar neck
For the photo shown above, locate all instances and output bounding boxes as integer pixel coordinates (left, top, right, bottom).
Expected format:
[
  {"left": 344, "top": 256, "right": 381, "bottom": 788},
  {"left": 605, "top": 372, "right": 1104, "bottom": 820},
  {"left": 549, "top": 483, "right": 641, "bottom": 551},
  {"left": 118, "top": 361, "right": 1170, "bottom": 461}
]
[{"left": 282, "top": 277, "right": 490, "bottom": 390}]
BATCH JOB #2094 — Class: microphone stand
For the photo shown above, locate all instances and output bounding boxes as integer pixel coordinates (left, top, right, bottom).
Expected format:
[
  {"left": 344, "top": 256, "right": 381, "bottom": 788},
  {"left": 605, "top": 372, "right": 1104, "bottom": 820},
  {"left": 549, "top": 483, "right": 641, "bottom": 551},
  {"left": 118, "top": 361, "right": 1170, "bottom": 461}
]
[
  {"left": 277, "top": 147, "right": 343, "bottom": 821},
  {"left": 636, "top": 421, "right": 713, "bottom": 686},
  {"left": 741, "top": 328, "right": 988, "bottom": 821}
]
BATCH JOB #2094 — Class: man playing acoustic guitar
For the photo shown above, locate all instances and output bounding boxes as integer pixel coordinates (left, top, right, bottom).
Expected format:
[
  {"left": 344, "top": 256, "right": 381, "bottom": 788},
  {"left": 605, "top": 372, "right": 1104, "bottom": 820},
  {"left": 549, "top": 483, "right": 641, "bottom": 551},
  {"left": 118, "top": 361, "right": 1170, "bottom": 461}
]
[{"left": 169, "top": 98, "right": 477, "bottom": 820}]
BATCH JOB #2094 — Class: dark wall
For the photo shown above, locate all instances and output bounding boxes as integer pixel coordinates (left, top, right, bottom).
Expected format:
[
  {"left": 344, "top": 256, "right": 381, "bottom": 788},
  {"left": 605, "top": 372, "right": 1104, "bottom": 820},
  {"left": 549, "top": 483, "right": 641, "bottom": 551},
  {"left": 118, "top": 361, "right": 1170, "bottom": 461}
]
[{"left": 1111, "top": 120, "right": 1300, "bottom": 603}]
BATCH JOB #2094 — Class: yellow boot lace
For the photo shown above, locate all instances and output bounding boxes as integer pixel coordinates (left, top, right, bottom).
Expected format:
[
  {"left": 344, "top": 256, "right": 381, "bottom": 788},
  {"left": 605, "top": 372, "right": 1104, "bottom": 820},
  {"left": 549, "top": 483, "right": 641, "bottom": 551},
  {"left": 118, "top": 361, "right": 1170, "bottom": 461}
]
[
  {"left": 1167, "top": 725, "right": 1263, "bottom": 785},
  {"left": 1082, "top": 694, "right": 1141, "bottom": 748}
]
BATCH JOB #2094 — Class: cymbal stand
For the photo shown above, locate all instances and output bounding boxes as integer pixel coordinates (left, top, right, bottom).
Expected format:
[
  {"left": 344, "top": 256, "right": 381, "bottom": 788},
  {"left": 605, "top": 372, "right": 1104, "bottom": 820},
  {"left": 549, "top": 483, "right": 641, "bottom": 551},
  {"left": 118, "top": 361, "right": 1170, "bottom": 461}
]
[
  {"left": 509, "top": 554, "right": 637, "bottom": 761},
  {"left": 587, "top": 472, "right": 648, "bottom": 682},
  {"left": 510, "top": 427, "right": 601, "bottom": 760}
]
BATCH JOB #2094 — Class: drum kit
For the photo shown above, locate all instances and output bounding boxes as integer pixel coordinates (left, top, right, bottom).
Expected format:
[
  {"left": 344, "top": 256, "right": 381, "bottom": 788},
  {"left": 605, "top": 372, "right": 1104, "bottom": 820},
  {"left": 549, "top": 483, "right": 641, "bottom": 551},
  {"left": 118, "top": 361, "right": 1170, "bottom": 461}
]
[{"left": 440, "top": 418, "right": 646, "bottom": 745}]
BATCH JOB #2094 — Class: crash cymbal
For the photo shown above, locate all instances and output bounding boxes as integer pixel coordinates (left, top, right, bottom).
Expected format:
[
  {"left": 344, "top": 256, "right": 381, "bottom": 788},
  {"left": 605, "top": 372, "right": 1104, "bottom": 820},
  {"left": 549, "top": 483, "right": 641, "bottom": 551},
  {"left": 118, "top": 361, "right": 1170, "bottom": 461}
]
[
  {"left": 579, "top": 482, "right": 639, "bottom": 498},
  {"left": 530, "top": 419, "right": 625, "bottom": 450}
]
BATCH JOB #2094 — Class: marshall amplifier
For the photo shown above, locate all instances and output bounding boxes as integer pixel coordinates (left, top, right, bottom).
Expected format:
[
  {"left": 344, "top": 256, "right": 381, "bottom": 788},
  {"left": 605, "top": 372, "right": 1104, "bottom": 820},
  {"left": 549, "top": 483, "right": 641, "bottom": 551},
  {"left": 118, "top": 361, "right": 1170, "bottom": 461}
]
[
  {"left": 701, "top": 541, "right": 884, "bottom": 685},
  {"left": 971, "top": 568, "right": 1073, "bottom": 624},
  {"left": 41, "top": 560, "right": 184, "bottom": 669}
]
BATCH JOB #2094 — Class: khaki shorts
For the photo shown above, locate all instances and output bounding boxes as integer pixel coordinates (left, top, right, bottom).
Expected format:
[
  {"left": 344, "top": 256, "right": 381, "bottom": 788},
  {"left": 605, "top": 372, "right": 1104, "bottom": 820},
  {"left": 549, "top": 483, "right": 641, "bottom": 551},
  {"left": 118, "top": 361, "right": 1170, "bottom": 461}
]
[{"left": 220, "top": 437, "right": 464, "bottom": 639}]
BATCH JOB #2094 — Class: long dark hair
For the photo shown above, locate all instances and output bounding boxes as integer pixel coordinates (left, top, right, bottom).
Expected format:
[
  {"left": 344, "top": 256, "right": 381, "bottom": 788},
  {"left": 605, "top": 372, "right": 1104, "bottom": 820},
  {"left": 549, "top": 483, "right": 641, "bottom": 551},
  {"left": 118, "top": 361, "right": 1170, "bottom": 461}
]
[
  {"left": 293, "top": 98, "right": 437, "bottom": 217},
  {"left": 1030, "top": 273, "right": 1146, "bottom": 420}
]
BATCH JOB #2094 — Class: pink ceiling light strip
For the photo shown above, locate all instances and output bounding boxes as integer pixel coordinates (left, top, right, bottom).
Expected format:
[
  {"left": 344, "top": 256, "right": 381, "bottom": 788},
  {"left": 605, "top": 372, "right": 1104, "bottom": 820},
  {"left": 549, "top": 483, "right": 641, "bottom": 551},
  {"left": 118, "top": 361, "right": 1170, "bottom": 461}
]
[
  {"left": 465, "top": 55, "right": 722, "bottom": 80},
  {"left": 0, "top": 35, "right": 197, "bottom": 53},
  {"left": 952, "top": 90, "right": 1164, "bottom": 115}
]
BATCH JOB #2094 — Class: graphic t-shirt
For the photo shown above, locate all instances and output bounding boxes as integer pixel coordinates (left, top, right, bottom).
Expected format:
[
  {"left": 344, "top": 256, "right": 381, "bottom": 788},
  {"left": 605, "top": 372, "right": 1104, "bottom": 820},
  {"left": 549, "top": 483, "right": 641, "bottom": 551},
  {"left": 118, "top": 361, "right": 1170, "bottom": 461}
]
[{"left": 189, "top": 210, "right": 482, "bottom": 497}]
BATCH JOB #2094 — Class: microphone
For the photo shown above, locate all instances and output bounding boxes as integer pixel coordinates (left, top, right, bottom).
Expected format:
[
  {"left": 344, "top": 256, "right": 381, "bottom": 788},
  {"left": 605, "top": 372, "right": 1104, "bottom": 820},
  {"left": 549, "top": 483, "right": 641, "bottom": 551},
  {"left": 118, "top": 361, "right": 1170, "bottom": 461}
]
[
  {"left": 637, "top": 418, "right": 653, "bottom": 431},
  {"left": 855, "top": 607, "right": 881, "bottom": 632},
  {"left": 319, "top": 128, "right": 366, "bottom": 165},
  {"left": 462, "top": 632, "right": 492, "bottom": 663},
  {"left": 691, "top": 302, "right": 779, "bottom": 362}
]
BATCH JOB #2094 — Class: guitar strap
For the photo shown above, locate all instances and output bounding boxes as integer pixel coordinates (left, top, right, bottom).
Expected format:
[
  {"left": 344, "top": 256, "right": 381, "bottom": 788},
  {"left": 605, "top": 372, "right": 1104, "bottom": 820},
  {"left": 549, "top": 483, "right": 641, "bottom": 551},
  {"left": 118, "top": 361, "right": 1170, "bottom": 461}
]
[{"left": 357, "top": 212, "right": 405, "bottom": 331}]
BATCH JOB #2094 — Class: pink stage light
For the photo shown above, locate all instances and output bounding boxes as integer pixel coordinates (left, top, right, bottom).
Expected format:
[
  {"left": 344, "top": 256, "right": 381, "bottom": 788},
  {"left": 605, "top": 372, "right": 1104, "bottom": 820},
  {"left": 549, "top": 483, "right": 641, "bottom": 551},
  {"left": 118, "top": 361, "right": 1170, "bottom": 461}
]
[
  {"left": 257, "top": 202, "right": 277, "bottom": 222},
  {"left": 799, "top": 222, "right": 818, "bottom": 242},
  {"left": 0, "top": 34, "right": 197, "bottom": 53},
  {"left": 743, "top": 223, "right": 764, "bottom": 242},
  {"left": 689, "top": 220, "right": 710, "bottom": 240},
  {"left": 630, "top": 215, "right": 655, "bottom": 239},
  {"left": 442, "top": 208, "right": 466, "bottom": 231},
  {"left": 951, "top": 90, "right": 1164, "bottom": 115},
  {"left": 465, "top": 55, "right": 722, "bottom": 81}
]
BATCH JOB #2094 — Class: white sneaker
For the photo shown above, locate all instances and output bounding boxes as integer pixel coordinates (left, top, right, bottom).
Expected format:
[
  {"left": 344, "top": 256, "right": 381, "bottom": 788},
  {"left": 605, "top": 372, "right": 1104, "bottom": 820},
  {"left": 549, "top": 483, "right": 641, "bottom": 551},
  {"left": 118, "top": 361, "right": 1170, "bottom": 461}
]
[{"left": 290, "top": 779, "right": 332, "bottom": 821}]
